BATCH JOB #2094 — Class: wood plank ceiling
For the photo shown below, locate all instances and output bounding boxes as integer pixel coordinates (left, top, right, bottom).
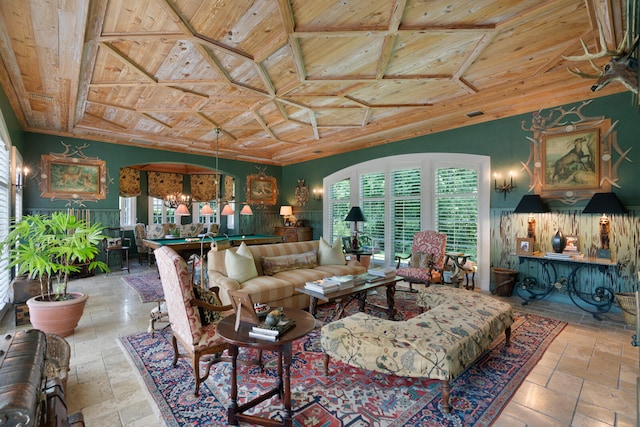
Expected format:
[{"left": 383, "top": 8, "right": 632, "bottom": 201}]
[{"left": 0, "top": 0, "right": 629, "bottom": 166}]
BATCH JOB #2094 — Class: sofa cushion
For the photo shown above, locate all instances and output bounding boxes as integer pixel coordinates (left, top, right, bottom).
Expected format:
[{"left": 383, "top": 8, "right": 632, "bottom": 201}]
[
  {"left": 240, "top": 276, "right": 297, "bottom": 305},
  {"left": 315, "top": 264, "right": 366, "bottom": 276},
  {"left": 192, "top": 285, "right": 222, "bottom": 325},
  {"left": 261, "top": 250, "right": 318, "bottom": 275},
  {"left": 318, "top": 237, "right": 345, "bottom": 265},
  {"left": 225, "top": 243, "right": 258, "bottom": 283}
]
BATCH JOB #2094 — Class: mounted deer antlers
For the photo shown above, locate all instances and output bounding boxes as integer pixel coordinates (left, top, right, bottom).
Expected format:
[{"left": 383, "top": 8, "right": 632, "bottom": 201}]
[{"left": 563, "top": 21, "right": 639, "bottom": 94}]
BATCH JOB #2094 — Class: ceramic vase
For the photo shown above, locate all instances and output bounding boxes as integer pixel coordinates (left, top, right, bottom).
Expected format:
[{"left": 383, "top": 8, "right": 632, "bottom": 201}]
[{"left": 551, "top": 230, "right": 567, "bottom": 253}]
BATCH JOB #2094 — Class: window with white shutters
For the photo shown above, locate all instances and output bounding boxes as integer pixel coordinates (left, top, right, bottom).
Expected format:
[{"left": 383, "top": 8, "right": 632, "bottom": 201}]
[
  {"left": 391, "top": 168, "right": 421, "bottom": 256},
  {"left": 328, "top": 179, "right": 350, "bottom": 244},
  {"left": 0, "top": 135, "right": 10, "bottom": 310},
  {"left": 435, "top": 167, "right": 478, "bottom": 258}
]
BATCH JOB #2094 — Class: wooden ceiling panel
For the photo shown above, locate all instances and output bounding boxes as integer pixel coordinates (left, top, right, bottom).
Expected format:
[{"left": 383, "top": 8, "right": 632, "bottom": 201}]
[
  {"left": 0, "top": 0, "right": 629, "bottom": 166},
  {"left": 290, "top": 0, "right": 393, "bottom": 30},
  {"left": 348, "top": 79, "right": 467, "bottom": 105},
  {"left": 387, "top": 32, "right": 488, "bottom": 76},
  {"left": 185, "top": 0, "right": 288, "bottom": 59},
  {"left": 301, "top": 36, "right": 386, "bottom": 79},
  {"left": 103, "top": 0, "right": 184, "bottom": 34},
  {"left": 401, "top": 0, "right": 542, "bottom": 27}
]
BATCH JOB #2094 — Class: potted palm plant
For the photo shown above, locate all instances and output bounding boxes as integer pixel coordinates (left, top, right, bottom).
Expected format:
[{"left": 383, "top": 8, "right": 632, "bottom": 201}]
[{"left": 0, "top": 212, "right": 109, "bottom": 337}]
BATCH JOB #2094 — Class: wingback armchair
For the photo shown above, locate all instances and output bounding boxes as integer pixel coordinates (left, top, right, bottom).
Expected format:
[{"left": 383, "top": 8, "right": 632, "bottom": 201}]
[
  {"left": 395, "top": 230, "right": 447, "bottom": 292},
  {"left": 154, "top": 246, "right": 233, "bottom": 396}
]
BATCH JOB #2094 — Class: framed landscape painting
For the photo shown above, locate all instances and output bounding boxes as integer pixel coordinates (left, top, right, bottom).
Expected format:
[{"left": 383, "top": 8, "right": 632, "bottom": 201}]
[
  {"left": 246, "top": 174, "right": 277, "bottom": 206},
  {"left": 40, "top": 155, "right": 107, "bottom": 201}
]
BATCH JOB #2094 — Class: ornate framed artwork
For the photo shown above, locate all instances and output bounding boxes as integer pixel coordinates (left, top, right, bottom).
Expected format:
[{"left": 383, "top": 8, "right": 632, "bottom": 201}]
[
  {"left": 40, "top": 154, "right": 107, "bottom": 202},
  {"left": 521, "top": 101, "right": 631, "bottom": 204},
  {"left": 246, "top": 173, "right": 277, "bottom": 206},
  {"left": 516, "top": 237, "right": 533, "bottom": 256}
]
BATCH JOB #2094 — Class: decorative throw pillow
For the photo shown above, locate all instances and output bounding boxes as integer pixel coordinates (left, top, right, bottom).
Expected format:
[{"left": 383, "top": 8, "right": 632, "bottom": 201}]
[
  {"left": 412, "top": 251, "right": 435, "bottom": 269},
  {"left": 192, "top": 285, "right": 222, "bottom": 325},
  {"left": 224, "top": 243, "right": 258, "bottom": 283},
  {"left": 261, "top": 250, "right": 318, "bottom": 275},
  {"left": 318, "top": 237, "right": 346, "bottom": 265}
]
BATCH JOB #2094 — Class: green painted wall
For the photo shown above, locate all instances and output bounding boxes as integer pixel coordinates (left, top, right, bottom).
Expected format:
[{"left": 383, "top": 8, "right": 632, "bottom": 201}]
[{"left": 283, "top": 92, "right": 640, "bottom": 213}]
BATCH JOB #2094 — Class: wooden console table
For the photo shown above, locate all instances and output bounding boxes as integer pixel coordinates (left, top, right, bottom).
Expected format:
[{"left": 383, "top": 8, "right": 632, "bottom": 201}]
[
  {"left": 514, "top": 253, "right": 618, "bottom": 319},
  {"left": 274, "top": 226, "right": 312, "bottom": 242}
]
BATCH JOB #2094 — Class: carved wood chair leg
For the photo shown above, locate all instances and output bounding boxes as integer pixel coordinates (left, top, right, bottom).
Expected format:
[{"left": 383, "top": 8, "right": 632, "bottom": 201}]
[
  {"left": 323, "top": 354, "right": 330, "bottom": 375},
  {"left": 440, "top": 380, "right": 451, "bottom": 414},
  {"left": 505, "top": 326, "right": 511, "bottom": 346},
  {"left": 171, "top": 335, "right": 179, "bottom": 367},
  {"left": 193, "top": 352, "right": 202, "bottom": 397}
]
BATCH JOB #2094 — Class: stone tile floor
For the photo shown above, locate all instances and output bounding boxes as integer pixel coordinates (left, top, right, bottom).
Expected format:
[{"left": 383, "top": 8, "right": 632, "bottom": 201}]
[{"left": 1, "top": 262, "right": 638, "bottom": 426}]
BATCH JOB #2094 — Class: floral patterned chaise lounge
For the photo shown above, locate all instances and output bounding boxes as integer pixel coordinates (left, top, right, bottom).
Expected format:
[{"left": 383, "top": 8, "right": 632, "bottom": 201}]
[{"left": 320, "top": 285, "right": 514, "bottom": 413}]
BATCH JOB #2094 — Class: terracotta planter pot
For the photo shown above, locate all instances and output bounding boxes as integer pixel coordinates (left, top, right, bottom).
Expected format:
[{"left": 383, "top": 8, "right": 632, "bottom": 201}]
[{"left": 26, "top": 292, "right": 89, "bottom": 337}]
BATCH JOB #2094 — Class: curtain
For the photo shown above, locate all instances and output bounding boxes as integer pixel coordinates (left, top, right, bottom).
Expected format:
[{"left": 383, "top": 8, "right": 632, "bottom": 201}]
[
  {"left": 148, "top": 171, "right": 182, "bottom": 198},
  {"left": 191, "top": 174, "right": 218, "bottom": 201},
  {"left": 119, "top": 167, "right": 141, "bottom": 197}
]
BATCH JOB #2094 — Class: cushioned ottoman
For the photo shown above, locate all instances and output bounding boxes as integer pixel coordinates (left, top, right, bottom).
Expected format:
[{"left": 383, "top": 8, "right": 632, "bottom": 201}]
[{"left": 321, "top": 286, "right": 514, "bottom": 413}]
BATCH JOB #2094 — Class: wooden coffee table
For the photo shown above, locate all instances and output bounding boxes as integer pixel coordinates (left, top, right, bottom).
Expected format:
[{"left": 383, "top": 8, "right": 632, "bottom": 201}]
[
  {"left": 296, "top": 276, "right": 402, "bottom": 320},
  {"left": 217, "top": 308, "right": 315, "bottom": 427}
]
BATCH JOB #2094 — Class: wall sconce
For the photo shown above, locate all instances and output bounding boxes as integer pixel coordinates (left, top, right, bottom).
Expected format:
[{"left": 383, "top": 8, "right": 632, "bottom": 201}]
[
  {"left": 14, "top": 166, "right": 29, "bottom": 191},
  {"left": 494, "top": 171, "right": 515, "bottom": 200},
  {"left": 313, "top": 188, "right": 323, "bottom": 200}
]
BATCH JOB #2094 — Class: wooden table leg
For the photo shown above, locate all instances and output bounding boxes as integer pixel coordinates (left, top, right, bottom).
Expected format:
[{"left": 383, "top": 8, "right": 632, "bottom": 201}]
[
  {"left": 386, "top": 284, "right": 397, "bottom": 320},
  {"left": 308, "top": 295, "right": 318, "bottom": 316},
  {"left": 282, "top": 342, "right": 293, "bottom": 427},
  {"left": 227, "top": 344, "right": 239, "bottom": 425}
]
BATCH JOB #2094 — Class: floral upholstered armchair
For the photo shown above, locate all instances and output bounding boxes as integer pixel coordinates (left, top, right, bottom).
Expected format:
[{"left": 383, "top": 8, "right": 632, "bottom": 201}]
[
  {"left": 154, "top": 246, "right": 233, "bottom": 396},
  {"left": 395, "top": 230, "right": 447, "bottom": 292}
]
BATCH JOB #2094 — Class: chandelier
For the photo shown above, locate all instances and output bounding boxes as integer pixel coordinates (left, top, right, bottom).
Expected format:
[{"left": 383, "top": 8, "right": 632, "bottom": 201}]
[{"left": 164, "top": 192, "right": 191, "bottom": 209}]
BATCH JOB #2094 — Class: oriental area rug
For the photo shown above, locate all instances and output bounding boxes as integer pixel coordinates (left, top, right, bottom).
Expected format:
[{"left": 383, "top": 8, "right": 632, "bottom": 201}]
[
  {"left": 121, "top": 272, "right": 164, "bottom": 303},
  {"left": 119, "top": 292, "right": 566, "bottom": 427}
]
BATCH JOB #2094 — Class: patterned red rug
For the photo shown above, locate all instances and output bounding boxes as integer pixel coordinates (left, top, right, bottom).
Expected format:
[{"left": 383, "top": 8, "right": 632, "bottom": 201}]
[
  {"left": 121, "top": 272, "right": 163, "bottom": 303},
  {"left": 119, "top": 292, "right": 566, "bottom": 426}
]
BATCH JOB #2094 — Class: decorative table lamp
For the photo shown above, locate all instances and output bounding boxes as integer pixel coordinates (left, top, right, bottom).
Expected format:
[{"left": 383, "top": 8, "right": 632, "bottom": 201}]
[
  {"left": 280, "top": 205, "right": 293, "bottom": 225},
  {"left": 345, "top": 206, "right": 366, "bottom": 250},
  {"left": 513, "top": 194, "right": 548, "bottom": 245},
  {"left": 582, "top": 192, "right": 626, "bottom": 259}
]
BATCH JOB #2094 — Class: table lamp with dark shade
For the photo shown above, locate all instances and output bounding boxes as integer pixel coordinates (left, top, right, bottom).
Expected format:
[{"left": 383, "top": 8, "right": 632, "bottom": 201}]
[
  {"left": 513, "top": 195, "right": 548, "bottom": 243},
  {"left": 345, "top": 206, "right": 366, "bottom": 250},
  {"left": 582, "top": 192, "right": 626, "bottom": 258}
]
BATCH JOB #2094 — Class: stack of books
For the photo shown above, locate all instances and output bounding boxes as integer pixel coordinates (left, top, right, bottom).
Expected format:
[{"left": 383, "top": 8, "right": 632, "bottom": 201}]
[
  {"left": 324, "top": 275, "right": 356, "bottom": 289},
  {"left": 304, "top": 279, "right": 340, "bottom": 294},
  {"left": 248, "top": 318, "right": 296, "bottom": 341},
  {"left": 544, "top": 252, "right": 572, "bottom": 260},
  {"left": 367, "top": 267, "right": 396, "bottom": 279}
]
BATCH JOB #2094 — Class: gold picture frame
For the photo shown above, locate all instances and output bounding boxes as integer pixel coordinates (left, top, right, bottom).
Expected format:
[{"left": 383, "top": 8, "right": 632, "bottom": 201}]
[
  {"left": 542, "top": 128, "right": 599, "bottom": 191},
  {"left": 516, "top": 237, "right": 534, "bottom": 256},
  {"left": 246, "top": 174, "right": 277, "bottom": 206},
  {"left": 40, "top": 154, "right": 107, "bottom": 201}
]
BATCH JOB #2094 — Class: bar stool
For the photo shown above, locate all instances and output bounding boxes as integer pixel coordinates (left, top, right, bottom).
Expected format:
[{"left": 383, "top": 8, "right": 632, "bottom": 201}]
[{"left": 103, "top": 236, "right": 131, "bottom": 274}]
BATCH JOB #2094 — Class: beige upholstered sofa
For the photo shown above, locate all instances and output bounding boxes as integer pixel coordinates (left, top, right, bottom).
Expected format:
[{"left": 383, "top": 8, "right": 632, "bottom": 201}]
[{"left": 207, "top": 240, "right": 366, "bottom": 309}]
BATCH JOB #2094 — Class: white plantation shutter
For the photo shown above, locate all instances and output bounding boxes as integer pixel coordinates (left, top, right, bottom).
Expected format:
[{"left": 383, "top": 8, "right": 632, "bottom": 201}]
[
  {"left": 435, "top": 167, "right": 478, "bottom": 258},
  {"left": 360, "top": 172, "right": 385, "bottom": 250},
  {"left": 0, "top": 140, "right": 9, "bottom": 309},
  {"left": 391, "top": 168, "right": 422, "bottom": 255},
  {"left": 328, "top": 179, "right": 350, "bottom": 244}
]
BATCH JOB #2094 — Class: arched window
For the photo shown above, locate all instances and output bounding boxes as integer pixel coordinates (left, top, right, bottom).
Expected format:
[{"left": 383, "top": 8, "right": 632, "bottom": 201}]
[{"left": 323, "top": 153, "right": 491, "bottom": 290}]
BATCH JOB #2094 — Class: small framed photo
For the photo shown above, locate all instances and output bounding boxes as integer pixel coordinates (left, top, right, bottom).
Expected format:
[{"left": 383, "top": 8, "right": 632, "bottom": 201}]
[
  {"left": 342, "top": 236, "right": 353, "bottom": 252},
  {"left": 227, "top": 290, "right": 259, "bottom": 330},
  {"left": 516, "top": 237, "right": 534, "bottom": 256},
  {"left": 565, "top": 236, "right": 579, "bottom": 252}
]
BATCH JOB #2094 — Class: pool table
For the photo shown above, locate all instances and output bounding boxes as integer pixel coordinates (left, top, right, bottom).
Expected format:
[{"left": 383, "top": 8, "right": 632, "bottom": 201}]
[{"left": 143, "top": 234, "right": 284, "bottom": 259}]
